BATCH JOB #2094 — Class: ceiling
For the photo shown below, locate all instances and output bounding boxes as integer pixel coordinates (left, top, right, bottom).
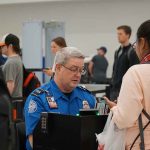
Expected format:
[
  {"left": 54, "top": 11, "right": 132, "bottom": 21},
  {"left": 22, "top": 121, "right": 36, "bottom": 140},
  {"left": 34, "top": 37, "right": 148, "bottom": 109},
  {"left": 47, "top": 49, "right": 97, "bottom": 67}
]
[
  {"left": 0, "top": 0, "right": 142, "bottom": 5},
  {"left": 0, "top": 0, "right": 96, "bottom": 5}
]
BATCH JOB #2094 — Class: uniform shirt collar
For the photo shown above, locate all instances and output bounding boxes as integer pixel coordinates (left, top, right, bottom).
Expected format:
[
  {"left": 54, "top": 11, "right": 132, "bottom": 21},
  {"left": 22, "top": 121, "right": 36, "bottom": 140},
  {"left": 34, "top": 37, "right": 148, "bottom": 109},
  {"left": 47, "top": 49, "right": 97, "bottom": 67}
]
[{"left": 49, "top": 79, "right": 82, "bottom": 101}]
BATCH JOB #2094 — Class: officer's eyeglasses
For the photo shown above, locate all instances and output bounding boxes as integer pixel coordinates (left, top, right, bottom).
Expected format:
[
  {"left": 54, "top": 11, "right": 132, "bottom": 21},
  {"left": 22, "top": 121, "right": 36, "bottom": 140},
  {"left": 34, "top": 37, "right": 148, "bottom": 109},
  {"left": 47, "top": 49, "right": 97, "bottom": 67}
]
[{"left": 62, "top": 65, "right": 86, "bottom": 75}]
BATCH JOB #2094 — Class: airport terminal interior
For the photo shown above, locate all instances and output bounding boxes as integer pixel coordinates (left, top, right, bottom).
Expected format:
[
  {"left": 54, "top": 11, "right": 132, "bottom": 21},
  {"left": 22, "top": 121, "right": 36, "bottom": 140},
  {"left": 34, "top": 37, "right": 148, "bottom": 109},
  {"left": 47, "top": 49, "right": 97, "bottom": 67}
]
[{"left": 0, "top": 0, "right": 150, "bottom": 150}]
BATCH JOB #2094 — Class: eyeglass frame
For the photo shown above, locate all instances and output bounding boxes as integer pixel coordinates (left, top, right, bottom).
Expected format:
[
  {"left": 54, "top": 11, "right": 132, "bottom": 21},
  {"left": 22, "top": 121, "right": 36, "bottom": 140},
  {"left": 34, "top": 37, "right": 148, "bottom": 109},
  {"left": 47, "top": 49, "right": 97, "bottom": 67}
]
[{"left": 61, "top": 64, "right": 86, "bottom": 75}]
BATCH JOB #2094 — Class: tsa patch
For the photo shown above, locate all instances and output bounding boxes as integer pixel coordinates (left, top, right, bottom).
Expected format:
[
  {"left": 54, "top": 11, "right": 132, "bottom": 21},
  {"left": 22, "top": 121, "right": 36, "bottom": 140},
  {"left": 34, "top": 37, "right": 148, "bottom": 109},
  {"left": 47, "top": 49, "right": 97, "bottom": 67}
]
[{"left": 28, "top": 100, "right": 37, "bottom": 113}]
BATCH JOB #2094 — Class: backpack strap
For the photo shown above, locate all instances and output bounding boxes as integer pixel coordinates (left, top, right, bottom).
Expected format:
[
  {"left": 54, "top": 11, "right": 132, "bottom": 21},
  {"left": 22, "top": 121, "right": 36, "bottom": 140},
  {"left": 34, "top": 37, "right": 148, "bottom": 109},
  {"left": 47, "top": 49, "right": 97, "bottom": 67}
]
[
  {"left": 127, "top": 46, "right": 133, "bottom": 60},
  {"left": 130, "top": 109, "right": 150, "bottom": 150},
  {"left": 23, "top": 72, "right": 34, "bottom": 87},
  {"left": 138, "top": 114, "right": 145, "bottom": 150},
  {"left": 142, "top": 109, "right": 150, "bottom": 120}
]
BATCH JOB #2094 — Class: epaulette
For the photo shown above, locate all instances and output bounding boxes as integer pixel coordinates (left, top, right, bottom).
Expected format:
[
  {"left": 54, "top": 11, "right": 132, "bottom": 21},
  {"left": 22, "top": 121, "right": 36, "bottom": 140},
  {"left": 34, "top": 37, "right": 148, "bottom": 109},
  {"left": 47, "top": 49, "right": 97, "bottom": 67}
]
[
  {"left": 31, "top": 88, "right": 49, "bottom": 97},
  {"left": 78, "top": 86, "right": 91, "bottom": 94}
]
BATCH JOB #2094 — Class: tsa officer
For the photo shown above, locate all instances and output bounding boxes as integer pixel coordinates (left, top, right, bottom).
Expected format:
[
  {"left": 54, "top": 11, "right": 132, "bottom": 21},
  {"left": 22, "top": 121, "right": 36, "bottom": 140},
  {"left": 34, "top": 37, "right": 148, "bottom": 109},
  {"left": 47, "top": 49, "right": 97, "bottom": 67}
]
[{"left": 24, "top": 47, "right": 96, "bottom": 150}]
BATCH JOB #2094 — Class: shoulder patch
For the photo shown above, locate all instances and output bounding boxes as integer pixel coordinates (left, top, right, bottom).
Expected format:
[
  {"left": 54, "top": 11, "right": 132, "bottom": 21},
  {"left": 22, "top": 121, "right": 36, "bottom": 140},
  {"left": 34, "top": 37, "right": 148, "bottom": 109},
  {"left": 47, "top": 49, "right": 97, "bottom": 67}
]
[
  {"left": 31, "top": 88, "right": 48, "bottom": 96},
  {"left": 28, "top": 100, "right": 37, "bottom": 113},
  {"left": 78, "top": 86, "right": 91, "bottom": 94}
]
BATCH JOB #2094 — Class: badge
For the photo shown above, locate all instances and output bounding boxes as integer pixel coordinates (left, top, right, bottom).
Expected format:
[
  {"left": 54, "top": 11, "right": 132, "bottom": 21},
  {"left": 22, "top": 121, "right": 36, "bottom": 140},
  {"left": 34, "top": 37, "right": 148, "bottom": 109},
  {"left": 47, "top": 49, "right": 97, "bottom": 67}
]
[
  {"left": 47, "top": 96, "right": 58, "bottom": 109},
  {"left": 82, "top": 100, "right": 90, "bottom": 109},
  {"left": 28, "top": 100, "right": 37, "bottom": 113}
]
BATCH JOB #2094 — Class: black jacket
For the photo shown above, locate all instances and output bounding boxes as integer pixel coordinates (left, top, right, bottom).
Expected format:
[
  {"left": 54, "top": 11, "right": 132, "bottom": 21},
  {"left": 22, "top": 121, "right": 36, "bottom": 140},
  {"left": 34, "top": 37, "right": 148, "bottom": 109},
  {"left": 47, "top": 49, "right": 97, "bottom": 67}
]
[{"left": 112, "top": 44, "right": 139, "bottom": 91}]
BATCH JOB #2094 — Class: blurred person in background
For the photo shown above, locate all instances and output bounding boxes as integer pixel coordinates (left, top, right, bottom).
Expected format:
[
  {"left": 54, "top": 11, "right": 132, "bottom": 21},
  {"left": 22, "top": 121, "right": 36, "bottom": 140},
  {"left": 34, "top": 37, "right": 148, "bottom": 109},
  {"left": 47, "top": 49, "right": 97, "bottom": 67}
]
[
  {"left": 0, "top": 43, "right": 7, "bottom": 66},
  {"left": 1, "top": 33, "right": 23, "bottom": 98},
  {"left": 88, "top": 46, "right": 108, "bottom": 84},
  {"left": 43, "top": 37, "right": 67, "bottom": 76},
  {"left": 110, "top": 25, "right": 139, "bottom": 101}
]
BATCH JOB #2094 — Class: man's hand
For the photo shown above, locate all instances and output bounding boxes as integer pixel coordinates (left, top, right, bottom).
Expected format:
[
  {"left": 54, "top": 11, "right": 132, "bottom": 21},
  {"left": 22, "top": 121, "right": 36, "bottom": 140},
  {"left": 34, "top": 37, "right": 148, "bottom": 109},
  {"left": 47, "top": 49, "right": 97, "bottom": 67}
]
[
  {"left": 98, "top": 144, "right": 104, "bottom": 150},
  {"left": 43, "top": 68, "right": 53, "bottom": 76},
  {"left": 103, "top": 96, "right": 117, "bottom": 109},
  {"left": 28, "top": 135, "right": 33, "bottom": 148}
]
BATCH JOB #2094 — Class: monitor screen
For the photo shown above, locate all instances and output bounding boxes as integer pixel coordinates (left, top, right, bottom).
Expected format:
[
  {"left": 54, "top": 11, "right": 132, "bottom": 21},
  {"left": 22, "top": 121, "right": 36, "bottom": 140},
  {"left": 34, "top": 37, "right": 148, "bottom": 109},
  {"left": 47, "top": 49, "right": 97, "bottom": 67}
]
[{"left": 79, "top": 109, "right": 100, "bottom": 116}]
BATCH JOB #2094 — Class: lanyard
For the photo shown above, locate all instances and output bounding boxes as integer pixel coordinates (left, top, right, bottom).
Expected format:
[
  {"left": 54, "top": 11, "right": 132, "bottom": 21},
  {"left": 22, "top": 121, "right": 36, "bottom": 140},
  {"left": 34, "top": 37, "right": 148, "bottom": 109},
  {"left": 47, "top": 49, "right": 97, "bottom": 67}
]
[{"left": 141, "top": 54, "right": 150, "bottom": 64}]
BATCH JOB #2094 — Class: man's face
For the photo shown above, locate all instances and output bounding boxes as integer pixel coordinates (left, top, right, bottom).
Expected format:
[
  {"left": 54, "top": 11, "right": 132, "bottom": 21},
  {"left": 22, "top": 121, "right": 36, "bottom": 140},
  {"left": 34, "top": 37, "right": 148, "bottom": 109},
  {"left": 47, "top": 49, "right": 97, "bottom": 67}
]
[
  {"left": 97, "top": 49, "right": 105, "bottom": 56},
  {"left": 1, "top": 45, "right": 8, "bottom": 56},
  {"left": 117, "top": 29, "right": 130, "bottom": 44},
  {"left": 56, "top": 57, "right": 84, "bottom": 92}
]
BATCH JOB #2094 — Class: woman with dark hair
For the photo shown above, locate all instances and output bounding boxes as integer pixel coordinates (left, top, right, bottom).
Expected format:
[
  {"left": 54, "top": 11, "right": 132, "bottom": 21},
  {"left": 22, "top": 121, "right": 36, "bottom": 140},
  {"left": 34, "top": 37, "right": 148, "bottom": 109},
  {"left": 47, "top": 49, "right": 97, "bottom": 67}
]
[
  {"left": 51, "top": 37, "right": 67, "bottom": 53},
  {"left": 43, "top": 37, "right": 67, "bottom": 76},
  {"left": 98, "top": 20, "right": 150, "bottom": 150}
]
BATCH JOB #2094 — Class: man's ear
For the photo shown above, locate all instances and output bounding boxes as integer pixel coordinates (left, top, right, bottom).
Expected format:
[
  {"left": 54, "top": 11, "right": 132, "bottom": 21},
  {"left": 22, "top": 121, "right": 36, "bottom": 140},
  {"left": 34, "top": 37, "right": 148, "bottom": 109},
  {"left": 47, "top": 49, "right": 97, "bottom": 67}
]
[
  {"left": 55, "top": 64, "right": 62, "bottom": 72},
  {"left": 127, "top": 34, "right": 130, "bottom": 39}
]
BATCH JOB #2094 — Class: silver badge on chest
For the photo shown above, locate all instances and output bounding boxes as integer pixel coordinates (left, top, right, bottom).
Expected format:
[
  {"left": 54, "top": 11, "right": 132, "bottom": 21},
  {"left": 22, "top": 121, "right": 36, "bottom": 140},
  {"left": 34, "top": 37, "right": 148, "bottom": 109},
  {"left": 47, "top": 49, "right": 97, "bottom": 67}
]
[
  {"left": 82, "top": 100, "right": 90, "bottom": 109},
  {"left": 47, "top": 96, "right": 58, "bottom": 109}
]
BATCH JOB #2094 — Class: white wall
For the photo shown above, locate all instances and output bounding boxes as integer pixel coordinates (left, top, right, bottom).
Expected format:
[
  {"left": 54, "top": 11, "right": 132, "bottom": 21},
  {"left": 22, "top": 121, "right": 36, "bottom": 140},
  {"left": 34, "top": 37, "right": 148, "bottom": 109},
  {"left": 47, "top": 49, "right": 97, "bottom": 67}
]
[{"left": 0, "top": 0, "right": 149, "bottom": 77}]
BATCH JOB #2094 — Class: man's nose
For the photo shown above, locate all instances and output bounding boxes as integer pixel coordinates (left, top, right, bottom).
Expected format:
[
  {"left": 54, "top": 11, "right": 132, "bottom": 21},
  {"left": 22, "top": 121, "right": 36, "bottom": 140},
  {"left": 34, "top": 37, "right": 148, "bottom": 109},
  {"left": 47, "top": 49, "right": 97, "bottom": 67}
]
[{"left": 75, "top": 71, "right": 81, "bottom": 78}]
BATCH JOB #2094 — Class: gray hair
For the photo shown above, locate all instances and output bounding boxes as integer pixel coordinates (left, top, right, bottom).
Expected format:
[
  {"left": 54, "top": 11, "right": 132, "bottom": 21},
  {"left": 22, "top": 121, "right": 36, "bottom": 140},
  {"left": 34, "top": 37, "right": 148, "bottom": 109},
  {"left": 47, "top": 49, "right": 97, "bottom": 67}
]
[{"left": 55, "top": 47, "right": 85, "bottom": 65}]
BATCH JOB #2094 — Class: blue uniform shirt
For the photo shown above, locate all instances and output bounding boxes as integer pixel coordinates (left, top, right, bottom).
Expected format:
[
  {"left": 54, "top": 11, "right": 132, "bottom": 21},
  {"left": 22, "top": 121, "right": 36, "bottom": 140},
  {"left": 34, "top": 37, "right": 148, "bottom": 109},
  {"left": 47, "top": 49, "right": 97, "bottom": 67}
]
[
  {"left": 24, "top": 79, "right": 96, "bottom": 150},
  {"left": 0, "top": 55, "right": 7, "bottom": 66}
]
